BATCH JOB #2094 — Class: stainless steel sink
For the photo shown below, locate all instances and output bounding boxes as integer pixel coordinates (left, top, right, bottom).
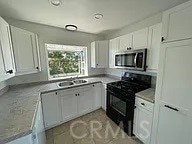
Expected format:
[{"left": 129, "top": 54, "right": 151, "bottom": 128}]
[
  {"left": 57, "top": 81, "right": 74, "bottom": 87},
  {"left": 73, "top": 79, "right": 88, "bottom": 84}
]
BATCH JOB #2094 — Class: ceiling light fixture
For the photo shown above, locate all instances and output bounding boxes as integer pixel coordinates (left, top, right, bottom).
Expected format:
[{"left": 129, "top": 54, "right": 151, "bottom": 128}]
[
  {"left": 94, "top": 14, "right": 103, "bottom": 20},
  {"left": 65, "top": 25, "right": 78, "bottom": 31},
  {"left": 50, "top": 0, "right": 62, "bottom": 6}
]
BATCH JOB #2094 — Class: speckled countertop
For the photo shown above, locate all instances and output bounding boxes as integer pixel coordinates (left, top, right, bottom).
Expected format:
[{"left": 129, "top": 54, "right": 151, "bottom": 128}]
[
  {"left": 0, "top": 76, "right": 119, "bottom": 144},
  {"left": 135, "top": 88, "right": 155, "bottom": 103}
]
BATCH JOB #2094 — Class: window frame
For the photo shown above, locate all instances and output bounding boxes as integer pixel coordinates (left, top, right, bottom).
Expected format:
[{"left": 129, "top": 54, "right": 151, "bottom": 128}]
[{"left": 45, "top": 44, "right": 88, "bottom": 80}]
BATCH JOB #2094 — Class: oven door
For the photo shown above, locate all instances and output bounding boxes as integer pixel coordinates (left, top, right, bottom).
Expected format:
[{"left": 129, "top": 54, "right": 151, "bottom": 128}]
[
  {"left": 106, "top": 88, "right": 135, "bottom": 136},
  {"left": 115, "top": 49, "right": 147, "bottom": 71}
]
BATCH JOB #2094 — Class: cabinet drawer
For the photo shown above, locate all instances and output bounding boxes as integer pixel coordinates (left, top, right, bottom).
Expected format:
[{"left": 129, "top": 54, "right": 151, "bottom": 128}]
[{"left": 135, "top": 97, "right": 154, "bottom": 112}]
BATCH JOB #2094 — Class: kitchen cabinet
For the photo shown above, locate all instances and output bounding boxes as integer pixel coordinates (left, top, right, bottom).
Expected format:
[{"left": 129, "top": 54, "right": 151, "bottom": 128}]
[
  {"left": 10, "top": 26, "right": 41, "bottom": 76},
  {"left": 7, "top": 134, "right": 33, "bottom": 144},
  {"left": 41, "top": 91, "right": 62, "bottom": 129},
  {"left": 92, "top": 83, "right": 101, "bottom": 110},
  {"left": 77, "top": 85, "right": 94, "bottom": 115},
  {"left": 132, "top": 27, "right": 149, "bottom": 50},
  {"left": 0, "top": 17, "right": 15, "bottom": 81},
  {"left": 119, "top": 34, "right": 132, "bottom": 51},
  {"left": 147, "top": 23, "right": 162, "bottom": 72},
  {"left": 109, "top": 38, "right": 119, "bottom": 68},
  {"left": 33, "top": 101, "right": 46, "bottom": 144},
  {"left": 42, "top": 83, "right": 102, "bottom": 129},
  {"left": 133, "top": 97, "right": 154, "bottom": 144},
  {"left": 101, "top": 84, "right": 107, "bottom": 111},
  {"left": 60, "top": 89, "right": 78, "bottom": 122},
  {"left": 151, "top": 39, "right": 192, "bottom": 144},
  {"left": 153, "top": 103, "right": 192, "bottom": 144},
  {"left": 162, "top": 0, "right": 192, "bottom": 42},
  {"left": 91, "top": 40, "right": 109, "bottom": 68}
]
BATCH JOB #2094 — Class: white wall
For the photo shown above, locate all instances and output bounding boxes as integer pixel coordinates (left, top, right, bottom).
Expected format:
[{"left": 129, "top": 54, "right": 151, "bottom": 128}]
[
  {"left": 5, "top": 18, "right": 105, "bottom": 85},
  {"left": 104, "top": 13, "right": 162, "bottom": 84}
]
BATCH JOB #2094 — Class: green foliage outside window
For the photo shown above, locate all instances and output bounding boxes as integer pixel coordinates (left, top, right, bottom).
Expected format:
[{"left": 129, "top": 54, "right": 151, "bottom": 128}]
[{"left": 48, "top": 50, "right": 81, "bottom": 77}]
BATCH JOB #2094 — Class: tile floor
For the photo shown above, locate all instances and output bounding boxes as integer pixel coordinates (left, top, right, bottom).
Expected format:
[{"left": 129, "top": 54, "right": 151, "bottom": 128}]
[{"left": 46, "top": 109, "right": 142, "bottom": 144}]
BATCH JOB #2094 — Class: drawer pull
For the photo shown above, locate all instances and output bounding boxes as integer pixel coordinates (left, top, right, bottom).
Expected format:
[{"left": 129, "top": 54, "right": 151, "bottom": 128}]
[
  {"left": 141, "top": 103, "right": 145, "bottom": 106},
  {"left": 164, "top": 105, "right": 179, "bottom": 112}
]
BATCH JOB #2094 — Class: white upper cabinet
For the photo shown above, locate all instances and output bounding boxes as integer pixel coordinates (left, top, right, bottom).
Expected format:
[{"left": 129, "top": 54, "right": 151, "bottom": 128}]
[
  {"left": 91, "top": 40, "right": 109, "bottom": 68},
  {"left": 0, "top": 17, "right": 15, "bottom": 81},
  {"left": 147, "top": 23, "right": 162, "bottom": 72},
  {"left": 162, "top": 0, "right": 192, "bottom": 42},
  {"left": 132, "top": 27, "right": 149, "bottom": 50},
  {"left": 10, "top": 26, "right": 41, "bottom": 76},
  {"left": 119, "top": 33, "right": 132, "bottom": 51},
  {"left": 109, "top": 38, "right": 119, "bottom": 68}
]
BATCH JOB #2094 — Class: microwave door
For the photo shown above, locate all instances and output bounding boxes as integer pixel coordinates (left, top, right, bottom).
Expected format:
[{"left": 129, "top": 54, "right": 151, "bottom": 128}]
[
  {"left": 123, "top": 53, "right": 136, "bottom": 67},
  {"left": 135, "top": 52, "right": 144, "bottom": 69}
]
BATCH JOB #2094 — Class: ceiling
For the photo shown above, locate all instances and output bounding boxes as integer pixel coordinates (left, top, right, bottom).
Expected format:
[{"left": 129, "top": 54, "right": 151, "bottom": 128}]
[{"left": 0, "top": 0, "right": 188, "bottom": 35}]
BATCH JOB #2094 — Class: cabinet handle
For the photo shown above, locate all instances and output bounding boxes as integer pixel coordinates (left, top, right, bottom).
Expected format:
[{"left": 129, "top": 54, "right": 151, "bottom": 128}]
[
  {"left": 36, "top": 67, "right": 39, "bottom": 70},
  {"left": 93, "top": 84, "right": 95, "bottom": 87},
  {"left": 164, "top": 105, "right": 179, "bottom": 112},
  {"left": 6, "top": 70, "right": 13, "bottom": 74},
  {"left": 141, "top": 103, "right": 145, "bottom": 106},
  {"left": 161, "top": 37, "right": 165, "bottom": 42},
  {"left": 134, "top": 106, "right": 136, "bottom": 109},
  {"left": 55, "top": 92, "right": 58, "bottom": 95},
  {"left": 127, "top": 47, "right": 131, "bottom": 50},
  {"left": 78, "top": 93, "right": 80, "bottom": 96},
  {"left": 75, "top": 94, "right": 77, "bottom": 96}
]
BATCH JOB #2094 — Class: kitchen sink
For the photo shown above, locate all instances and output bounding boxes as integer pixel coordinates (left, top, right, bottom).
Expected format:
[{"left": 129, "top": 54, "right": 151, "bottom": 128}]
[
  {"left": 73, "top": 79, "right": 88, "bottom": 84},
  {"left": 57, "top": 81, "right": 75, "bottom": 87}
]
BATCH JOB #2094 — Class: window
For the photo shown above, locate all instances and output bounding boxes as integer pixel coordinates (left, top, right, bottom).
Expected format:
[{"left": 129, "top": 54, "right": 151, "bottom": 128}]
[{"left": 46, "top": 44, "right": 87, "bottom": 79}]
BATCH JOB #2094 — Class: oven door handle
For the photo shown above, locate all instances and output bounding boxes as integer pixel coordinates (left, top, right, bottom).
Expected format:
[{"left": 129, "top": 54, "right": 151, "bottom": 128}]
[{"left": 134, "top": 53, "right": 138, "bottom": 67}]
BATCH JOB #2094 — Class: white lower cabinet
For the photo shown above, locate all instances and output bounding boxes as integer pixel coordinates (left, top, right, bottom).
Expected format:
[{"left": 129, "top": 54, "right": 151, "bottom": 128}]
[
  {"left": 7, "top": 134, "right": 33, "bottom": 144},
  {"left": 153, "top": 103, "right": 192, "bottom": 144},
  {"left": 60, "top": 89, "right": 78, "bottom": 122},
  {"left": 41, "top": 91, "right": 62, "bottom": 129},
  {"left": 133, "top": 97, "right": 154, "bottom": 144},
  {"left": 101, "top": 84, "right": 107, "bottom": 111},
  {"left": 42, "top": 83, "right": 102, "bottom": 129}
]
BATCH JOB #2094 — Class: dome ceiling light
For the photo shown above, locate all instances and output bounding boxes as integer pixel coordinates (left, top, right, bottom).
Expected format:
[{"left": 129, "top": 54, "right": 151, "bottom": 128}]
[
  {"left": 94, "top": 14, "right": 103, "bottom": 20},
  {"left": 50, "top": 0, "right": 62, "bottom": 6},
  {"left": 65, "top": 25, "right": 78, "bottom": 31}
]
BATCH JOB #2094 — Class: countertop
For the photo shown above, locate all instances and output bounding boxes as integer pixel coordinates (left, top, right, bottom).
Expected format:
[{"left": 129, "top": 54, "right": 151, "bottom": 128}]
[
  {"left": 135, "top": 88, "right": 155, "bottom": 103},
  {"left": 0, "top": 76, "right": 119, "bottom": 144}
]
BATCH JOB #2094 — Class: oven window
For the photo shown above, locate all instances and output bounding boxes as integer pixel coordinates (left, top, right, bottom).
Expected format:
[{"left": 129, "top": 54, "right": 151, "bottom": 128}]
[{"left": 110, "top": 94, "right": 126, "bottom": 116}]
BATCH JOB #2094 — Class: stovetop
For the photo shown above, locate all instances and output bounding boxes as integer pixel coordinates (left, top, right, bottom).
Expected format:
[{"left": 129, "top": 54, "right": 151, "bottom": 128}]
[{"left": 108, "top": 80, "right": 149, "bottom": 93}]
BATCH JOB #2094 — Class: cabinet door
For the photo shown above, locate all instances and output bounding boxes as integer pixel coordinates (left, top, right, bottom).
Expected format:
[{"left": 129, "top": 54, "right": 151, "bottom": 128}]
[
  {"left": 154, "top": 103, "right": 192, "bottom": 144},
  {"left": 134, "top": 106, "right": 153, "bottom": 144},
  {"left": 157, "top": 40, "right": 192, "bottom": 112},
  {"left": 0, "top": 40, "right": 6, "bottom": 82},
  {"left": 41, "top": 91, "right": 62, "bottom": 129},
  {"left": 93, "top": 83, "right": 101, "bottom": 110},
  {"left": 147, "top": 23, "right": 162, "bottom": 72},
  {"left": 162, "top": 0, "right": 192, "bottom": 42},
  {"left": 60, "top": 89, "right": 78, "bottom": 122},
  {"left": 119, "top": 34, "right": 132, "bottom": 51},
  {"left": 109, "top": 38, "right": 119, "bottom": 68},
  {"left": 10, "top": 26, "right": 40, "bottom": 75},
  {"left": 33, "top": 101, "right": 46, "bottom": 144},
  {"left": 101, "top": 84, "right": 107, "bottom": 111},
  {"left": 91, "top": 42, "right": 97, "bottom": 68},
  {"left": 78, "top": 85, "right": 94, "bottom": 115},
  {"left": 132, "top": 28, "right": 149, "bottom": 50},
  {"left": 97, "top": 41, "right": 109, "bottom": 68},
  {"left": 0, "top": 17, "right": 15, "bottom": 79}
]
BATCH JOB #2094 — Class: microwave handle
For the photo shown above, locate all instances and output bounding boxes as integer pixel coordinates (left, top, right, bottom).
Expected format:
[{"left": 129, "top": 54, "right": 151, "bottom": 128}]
[{"left": 134, "top": 53, "right": 138, "bottom": 67}]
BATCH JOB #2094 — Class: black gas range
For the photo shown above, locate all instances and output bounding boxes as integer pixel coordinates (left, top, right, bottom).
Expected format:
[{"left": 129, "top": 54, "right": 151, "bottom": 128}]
[{"left": 106, "top": 72, "right": 151, "bottom": 136}]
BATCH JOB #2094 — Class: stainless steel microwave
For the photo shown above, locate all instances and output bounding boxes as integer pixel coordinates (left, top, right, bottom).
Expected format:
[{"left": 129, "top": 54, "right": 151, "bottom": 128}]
[{"left": 115, "top": 49, "right": 147, "bottom": 71}]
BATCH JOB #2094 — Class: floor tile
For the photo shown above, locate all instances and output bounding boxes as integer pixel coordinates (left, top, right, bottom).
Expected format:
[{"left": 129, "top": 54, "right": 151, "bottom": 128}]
[{"left": 54, "top": 132, "right": 74, "bottom": 144}]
